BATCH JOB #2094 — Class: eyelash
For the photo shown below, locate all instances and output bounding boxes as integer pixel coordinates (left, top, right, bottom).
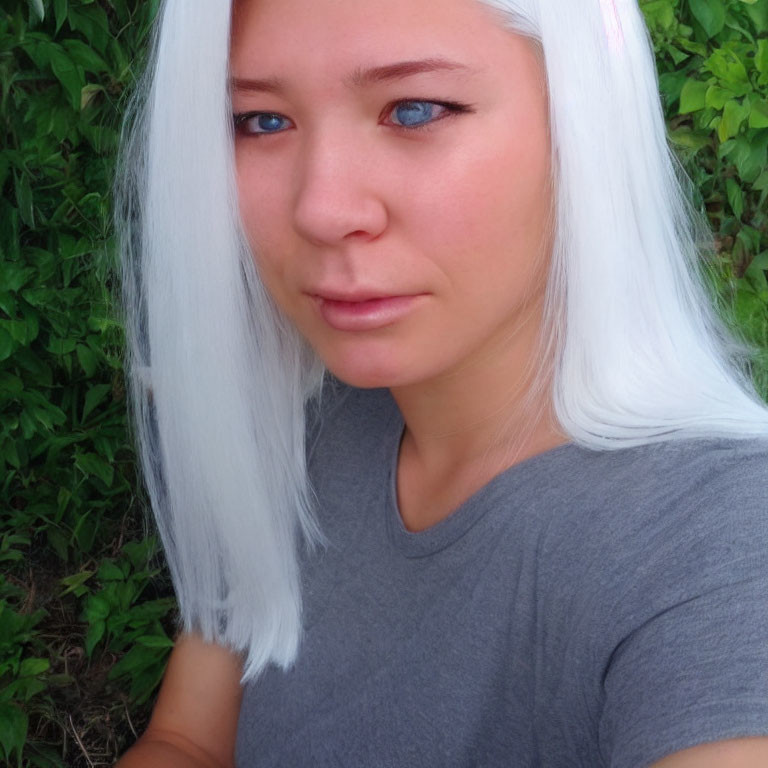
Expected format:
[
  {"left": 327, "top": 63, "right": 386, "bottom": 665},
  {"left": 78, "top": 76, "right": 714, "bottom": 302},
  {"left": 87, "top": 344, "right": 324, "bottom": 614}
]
[{"left": 232, "top": 99, "right": 473, "bottom": 138}]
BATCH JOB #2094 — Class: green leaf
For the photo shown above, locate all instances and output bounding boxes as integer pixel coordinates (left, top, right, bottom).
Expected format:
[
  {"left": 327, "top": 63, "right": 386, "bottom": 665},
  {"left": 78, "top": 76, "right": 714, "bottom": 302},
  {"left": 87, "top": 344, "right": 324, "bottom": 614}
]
[
  {"left": 20, "top": 287, "right": 54, "bottom": 308},
  {"left": 726, "top": 177, "right": 744, "bottom": 220},
  {"left": 14, "top": 172, "right": 34, "bottom": 228},
  {"left": 717, "top": 99, "right": 749, "bottom": 141},
  {"left": 0, "top": 329, "right": 14, "bottom": 362},
  {"left": 729, "top": 132, "right": 768, "bottom": 182},
  {"left": 83, "top": 595, "right": 110, "bottom": 622},
  {"left": 76, "top": 344, "right": 98, "bottom": 376},
  {"left": 2, "top": 438, "right": 21, "bottom": 469},
  {"left": 108, "top": 644, "right": 155, "bottom": 678},
  {"left": 18, "top": 410, "right": 34, "bottom": 440},
  {"left": 48, "top": 45, "right": 84, "bottom": 112},
  {"left": 19, "top": 657, "right": 49, "bottom": 677},
  {"left": 80, "top": 83, "right": 104, "bottom": 110},
  {"left": 679, "top": 78, "right": 709, "bottom": 113},
  {"left": 705, "top": 85, "right": 737, "bottom": 110},
  {"left": 74, "top": 513, "right": 98, "bottom": 553},
  {"left": 27, "top": 0, "right": 44, "bottom": 22},
  {"left": 757, "top": 40, "right": 768, "bottom": 76},
  {"left": 75, "top": 452, "right": 114, "bottom": 486},
  {"left": 46, "top": 336, "right": 77, "bottom": 355},
  {"left": 123, "top": 539, "right": 156, "bottom": 570},
  {"left": 47, "top": 528, "right": 69, "bottom": 562},
  {"left": 745, "top": 1, "right": 768, "bottom": 34},
  {"left": 23, "top": 390, "right": 67, "bottom": 427},
  {"left": 67, "top": 6, "right": 110, "bottom": 54},
  {"left": 136, "top": 634, "right": 174, "bottom": 648},
  {"left": 745, "top": 251, "right": 768, "bottom": 282},
  {"left": 63, "top": 39, "right": 108, "bottom": 73},
  {"left": 0, "top": 264, "right": 36, "bottom": 293},
  {"left": 6, "top": 319, "right": 29, "bottom": 344},
  {"left": 84, "top": 620, "right": 106, "bottom": 656},
  {"left": 97, "top": 560, "right": 126, "bottom": 581},
  {"left": 28, "top": 403, "right": 67, "bottom": 431},
  {"left": 642, "top": 0, "right": 676, "bottom": 30},
  {"left": 689, "top": 0, "right": 726, "bottom": 37},
  {"left": 0, "top": 703, "right": 28, "bottom": 763},
  {"left": 0, "top": 292, "right": 16, "bottom": 317},
  {"left": 749, "top": 98, "right": 768, "bottom": 129},
  {"left": 754, "top": 169, "right": 768, "bottom": 191},
  {"left": 0, "top": 373, "right": 24, "bottom": 397},
  {"left": 666, "top": 45, "right": 689, "bottom": 66},
  {"left": 54, "top": 0, "right": 68, "bottom": 33},
  {"left": 60, "top": 570, "right": 95, "bottom": 596},
  {"left": 82, "top": 383, "right": 112, "bottom": 422},
  {"left": 21, "top": 308, "right": 40, "bottom": 344},
  {"left": 706, "top": 48, "right": 749, "bottom": 86}
]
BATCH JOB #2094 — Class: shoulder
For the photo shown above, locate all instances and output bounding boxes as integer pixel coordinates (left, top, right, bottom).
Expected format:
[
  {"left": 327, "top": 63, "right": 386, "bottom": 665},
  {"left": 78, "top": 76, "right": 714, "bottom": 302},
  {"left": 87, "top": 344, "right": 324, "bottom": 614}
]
[
  {"left": 544, "top": 434, "right": 768, "bottom": 652},
  {"left": 539, "top": 434, "right": 767, "bottom": 571},
  {"left": 564, "top": 434, "right": 768, "bottom": 546},
  {"left": 604, "top": 433, "right": 766, "bottom": 571},
  {"left": 572, "top": 433, "right": 768, "bottom": 501}
]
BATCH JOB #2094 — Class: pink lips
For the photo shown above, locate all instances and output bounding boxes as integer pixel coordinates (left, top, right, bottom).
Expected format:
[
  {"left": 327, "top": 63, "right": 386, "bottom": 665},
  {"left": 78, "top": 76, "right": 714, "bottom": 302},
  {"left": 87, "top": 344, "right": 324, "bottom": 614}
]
[{"left": 310, "top": 291, "right": 424, "bottom": 332}]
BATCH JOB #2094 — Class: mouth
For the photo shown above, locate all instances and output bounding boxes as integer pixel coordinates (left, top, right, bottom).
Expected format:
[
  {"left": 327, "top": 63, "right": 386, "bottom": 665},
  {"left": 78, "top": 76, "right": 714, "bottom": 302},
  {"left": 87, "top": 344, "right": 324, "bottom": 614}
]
[
  {"left": 311, "top": 288, "right": 404, "bottom": 302},
  {"left": 308, "top": 290, "right": 426, "bottom": 332}
]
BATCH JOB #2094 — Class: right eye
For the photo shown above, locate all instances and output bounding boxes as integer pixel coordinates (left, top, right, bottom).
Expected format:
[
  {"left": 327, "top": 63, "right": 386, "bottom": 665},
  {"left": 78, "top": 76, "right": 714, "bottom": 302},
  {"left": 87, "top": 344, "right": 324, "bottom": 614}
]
[{"left": 233, "top": 112, "right": 293, "bottom": 136}]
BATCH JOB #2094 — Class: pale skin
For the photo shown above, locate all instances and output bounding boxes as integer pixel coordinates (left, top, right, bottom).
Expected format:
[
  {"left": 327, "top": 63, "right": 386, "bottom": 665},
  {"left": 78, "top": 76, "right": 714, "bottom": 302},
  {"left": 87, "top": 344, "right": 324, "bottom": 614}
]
[{"left": 117, "top": 0, "right": 768, "bottom": 764}]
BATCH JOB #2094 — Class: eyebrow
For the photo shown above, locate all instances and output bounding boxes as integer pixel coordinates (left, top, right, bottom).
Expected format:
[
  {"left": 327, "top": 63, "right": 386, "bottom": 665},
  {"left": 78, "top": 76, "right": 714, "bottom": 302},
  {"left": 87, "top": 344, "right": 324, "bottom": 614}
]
[{"left": 230, "top": 57, "right": 476, "bottom": 95}]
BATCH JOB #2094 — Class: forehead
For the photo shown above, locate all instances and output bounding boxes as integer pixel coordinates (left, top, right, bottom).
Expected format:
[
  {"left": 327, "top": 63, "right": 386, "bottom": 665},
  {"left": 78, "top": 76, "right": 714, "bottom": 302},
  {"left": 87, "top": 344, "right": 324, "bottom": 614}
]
[{"left": 230, "top": 0, "right": 527, "bottom": 84}]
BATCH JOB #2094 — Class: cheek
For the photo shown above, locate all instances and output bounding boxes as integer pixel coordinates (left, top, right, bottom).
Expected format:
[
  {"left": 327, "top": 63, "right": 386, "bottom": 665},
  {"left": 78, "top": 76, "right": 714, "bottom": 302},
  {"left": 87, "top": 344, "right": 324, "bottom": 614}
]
[
  {"left": 235, "top": 149, "right": 295, "bottom": 285},
  {"left": 404, "top": 117, "right": 552, "bottom": 289},
  {"left": 236, "top": 151, "right": 282, "bottom": 244}
]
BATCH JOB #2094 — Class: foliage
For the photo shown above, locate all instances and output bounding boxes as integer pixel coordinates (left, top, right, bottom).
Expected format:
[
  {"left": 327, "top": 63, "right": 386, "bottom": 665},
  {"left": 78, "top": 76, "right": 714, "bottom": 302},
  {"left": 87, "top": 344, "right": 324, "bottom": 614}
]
[
  {"left": 0, "top": 1, "right": 171, "bottom": 765},
  {"left": 641, "top": 0, "right": 768, "bottom": 395},
  {"left": 0, "top": 0, "right": 765, "bottom": 765}
]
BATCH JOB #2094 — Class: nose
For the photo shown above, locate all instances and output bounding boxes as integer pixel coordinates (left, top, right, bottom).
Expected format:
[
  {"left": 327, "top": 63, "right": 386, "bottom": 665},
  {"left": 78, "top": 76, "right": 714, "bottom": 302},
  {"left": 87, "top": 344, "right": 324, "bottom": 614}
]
[{"left": 292, "top": 128, "right": 389, "bottom": 246}]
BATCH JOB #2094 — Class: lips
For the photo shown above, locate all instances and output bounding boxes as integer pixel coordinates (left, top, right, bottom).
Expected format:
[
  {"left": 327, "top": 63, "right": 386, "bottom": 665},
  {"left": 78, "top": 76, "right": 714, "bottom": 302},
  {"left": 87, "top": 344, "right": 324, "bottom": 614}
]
[
  {"left": 308, "top": 290, "right": 425, "bottom": 332},
  {"left": 311, "top": 289, "right": 401, "bottom": 303}
]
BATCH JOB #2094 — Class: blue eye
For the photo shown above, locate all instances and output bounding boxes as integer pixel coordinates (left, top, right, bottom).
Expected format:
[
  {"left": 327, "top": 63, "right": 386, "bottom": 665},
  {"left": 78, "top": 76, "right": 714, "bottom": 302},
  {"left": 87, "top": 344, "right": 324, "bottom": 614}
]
[
  {"left": 234, "top": 112, "right": 292, "bottom": 136},
  {"left": 390, "top": 101, "right": 445, "bottom": 128},
  {"left": 385, "top": 99, "right": 472, "bottom": 132}
]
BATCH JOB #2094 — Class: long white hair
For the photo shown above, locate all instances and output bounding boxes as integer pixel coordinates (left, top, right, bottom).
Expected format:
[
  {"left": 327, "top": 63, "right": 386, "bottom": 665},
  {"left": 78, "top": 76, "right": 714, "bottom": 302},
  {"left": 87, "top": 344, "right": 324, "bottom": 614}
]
[{"left": 114, "top": 0, "right": 768, "bottom": 682}]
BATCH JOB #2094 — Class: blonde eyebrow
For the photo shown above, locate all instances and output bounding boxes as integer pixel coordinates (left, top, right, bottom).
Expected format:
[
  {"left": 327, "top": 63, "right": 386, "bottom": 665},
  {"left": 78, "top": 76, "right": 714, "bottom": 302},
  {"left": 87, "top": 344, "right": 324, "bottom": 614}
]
[{"left": 230, "top": 57, "right": 476, "bottom": 95}]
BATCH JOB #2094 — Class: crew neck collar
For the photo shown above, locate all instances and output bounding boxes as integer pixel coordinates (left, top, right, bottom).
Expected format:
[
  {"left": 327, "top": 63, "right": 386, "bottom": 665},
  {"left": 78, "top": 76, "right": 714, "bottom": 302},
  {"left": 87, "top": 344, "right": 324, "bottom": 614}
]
[{"left": 383, "top": 405, "right": 578, "bottom": 558}]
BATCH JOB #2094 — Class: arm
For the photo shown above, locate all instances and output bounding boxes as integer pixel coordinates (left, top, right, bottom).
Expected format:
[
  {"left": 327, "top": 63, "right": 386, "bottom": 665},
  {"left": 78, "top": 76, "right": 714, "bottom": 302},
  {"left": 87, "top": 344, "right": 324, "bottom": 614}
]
[
  {"left": 650, "top": 737, "right": 768, "bottom": 767},
  {"left": 116, "top": 632, "right": 245, "bottom": 768}
]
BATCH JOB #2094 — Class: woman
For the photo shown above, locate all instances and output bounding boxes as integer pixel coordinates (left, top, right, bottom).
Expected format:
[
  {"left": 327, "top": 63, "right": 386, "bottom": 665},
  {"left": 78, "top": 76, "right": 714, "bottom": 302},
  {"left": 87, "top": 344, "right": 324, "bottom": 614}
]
[{"left": 115, "top": 0, "right": 768, "bottom": 765}]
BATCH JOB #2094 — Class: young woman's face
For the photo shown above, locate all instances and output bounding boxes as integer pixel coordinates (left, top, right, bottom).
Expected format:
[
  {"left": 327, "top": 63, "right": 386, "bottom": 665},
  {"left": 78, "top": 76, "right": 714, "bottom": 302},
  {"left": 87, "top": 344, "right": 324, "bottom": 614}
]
[{"left": 231, "top": 0, "right": 553, "bottom": 389}]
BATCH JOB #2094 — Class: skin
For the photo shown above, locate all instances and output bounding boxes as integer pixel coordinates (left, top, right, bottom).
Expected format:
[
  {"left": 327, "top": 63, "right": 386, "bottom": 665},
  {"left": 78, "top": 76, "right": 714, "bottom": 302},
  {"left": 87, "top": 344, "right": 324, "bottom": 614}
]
[
  {"left": 231, "top": 0, "right": 568, "bottom": 532},
  {"left": 118, "top": 0, "right": 768, "bottom": 765}
]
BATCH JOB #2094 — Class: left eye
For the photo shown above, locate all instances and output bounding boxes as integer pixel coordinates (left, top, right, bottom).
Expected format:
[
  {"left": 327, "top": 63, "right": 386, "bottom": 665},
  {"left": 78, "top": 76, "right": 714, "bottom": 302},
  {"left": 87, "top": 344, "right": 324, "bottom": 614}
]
[{"left": 387, "top": 100, "right": 449, "bottom": 128}]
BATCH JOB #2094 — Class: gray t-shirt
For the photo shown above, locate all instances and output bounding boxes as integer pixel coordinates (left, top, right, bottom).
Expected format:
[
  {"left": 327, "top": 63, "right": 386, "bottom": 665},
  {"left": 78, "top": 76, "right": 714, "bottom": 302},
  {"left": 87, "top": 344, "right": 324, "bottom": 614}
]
[{"left": 236, "top": 382, "right": 768, "bottom": 768}]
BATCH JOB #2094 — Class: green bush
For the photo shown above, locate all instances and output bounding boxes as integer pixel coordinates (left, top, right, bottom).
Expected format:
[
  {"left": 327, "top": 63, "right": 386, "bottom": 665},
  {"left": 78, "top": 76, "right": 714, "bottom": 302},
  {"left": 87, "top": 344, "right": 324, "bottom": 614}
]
[
  {"left": 1, "top": 2, "right": 172, "bottom": 765},
  {"left": 0, "top": 0, "right": 766, "bottom": 765},
  {"left": 643, "top": 0, "right": 768, "bottom": 394}
]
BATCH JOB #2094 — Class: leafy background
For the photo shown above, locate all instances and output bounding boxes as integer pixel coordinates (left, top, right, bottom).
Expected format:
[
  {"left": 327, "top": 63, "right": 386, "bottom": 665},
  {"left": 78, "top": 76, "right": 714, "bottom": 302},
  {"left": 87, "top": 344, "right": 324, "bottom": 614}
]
[{"left": 1, "top": 0, "right": 766, "bottom": 765}]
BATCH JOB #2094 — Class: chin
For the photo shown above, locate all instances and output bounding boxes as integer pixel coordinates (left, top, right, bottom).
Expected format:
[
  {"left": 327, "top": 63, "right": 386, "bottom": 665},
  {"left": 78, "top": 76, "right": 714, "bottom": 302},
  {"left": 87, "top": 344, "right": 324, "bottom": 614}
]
[
  {"left": 318, "top": 344, "right": 426, "bottom": 391},
  {"left": 323, "top": 361, "right": 406, "bottom": 390}
]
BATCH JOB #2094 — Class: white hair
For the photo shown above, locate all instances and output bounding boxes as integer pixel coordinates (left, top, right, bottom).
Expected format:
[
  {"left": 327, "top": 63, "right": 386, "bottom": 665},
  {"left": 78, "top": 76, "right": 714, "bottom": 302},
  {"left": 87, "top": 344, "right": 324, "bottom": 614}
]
[{"left": 114, "top": 0, "right": 768, "bottom": 683}]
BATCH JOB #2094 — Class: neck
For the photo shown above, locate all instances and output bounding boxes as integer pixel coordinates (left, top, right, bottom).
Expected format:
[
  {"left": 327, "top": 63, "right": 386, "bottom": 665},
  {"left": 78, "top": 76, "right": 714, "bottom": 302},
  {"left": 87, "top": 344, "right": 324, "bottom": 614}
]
[{"left": 388, "top": 298, "right": 568, "bottom": 478}]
